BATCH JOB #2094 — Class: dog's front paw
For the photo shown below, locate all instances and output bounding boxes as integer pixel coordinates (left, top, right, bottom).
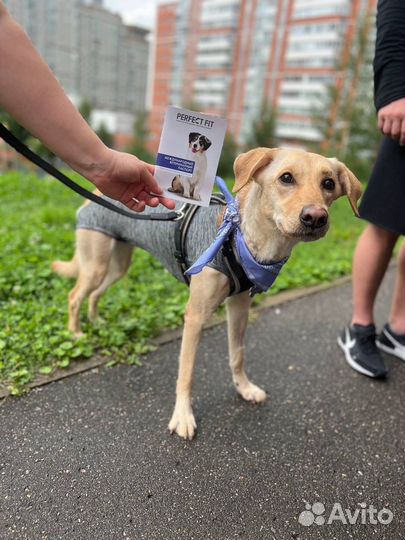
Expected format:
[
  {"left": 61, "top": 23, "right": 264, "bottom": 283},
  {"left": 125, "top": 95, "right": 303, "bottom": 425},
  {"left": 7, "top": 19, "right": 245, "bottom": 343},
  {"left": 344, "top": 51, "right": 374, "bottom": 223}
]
[
  {"left": 237, "top": 382, "right": 267, "bottom": 403},
  {"left": 168, "top": 406, "right": 197, "bottom": 440}
]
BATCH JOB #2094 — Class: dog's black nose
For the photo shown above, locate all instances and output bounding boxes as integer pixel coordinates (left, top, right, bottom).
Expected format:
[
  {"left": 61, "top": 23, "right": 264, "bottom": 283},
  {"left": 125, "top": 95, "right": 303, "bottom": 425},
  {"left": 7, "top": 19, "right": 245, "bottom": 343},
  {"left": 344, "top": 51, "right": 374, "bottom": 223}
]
[
  {"left": 193, "top": 144, "right": 197, "bottom": 148},
  {"left": 300, "top": 205, "right": 328, "bottom": 229}
]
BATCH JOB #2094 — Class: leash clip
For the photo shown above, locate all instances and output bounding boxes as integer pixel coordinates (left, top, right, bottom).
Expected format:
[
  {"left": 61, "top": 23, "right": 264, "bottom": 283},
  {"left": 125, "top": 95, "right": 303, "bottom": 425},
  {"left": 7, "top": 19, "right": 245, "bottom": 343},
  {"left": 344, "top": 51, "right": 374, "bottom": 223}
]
[{"left": 173, "top": 210, "right": 185, "bottom": 221}]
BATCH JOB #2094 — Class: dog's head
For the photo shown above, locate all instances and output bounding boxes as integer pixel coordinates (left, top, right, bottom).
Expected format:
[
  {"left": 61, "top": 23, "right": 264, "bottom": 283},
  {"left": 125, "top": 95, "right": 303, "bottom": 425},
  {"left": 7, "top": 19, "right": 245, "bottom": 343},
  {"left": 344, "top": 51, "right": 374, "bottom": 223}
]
[
  {"left": 189, "top": 132, "right": 212, "bottom": 153},
  {"left": 233, "top": 147, "right": 362, "bottom": 242}
]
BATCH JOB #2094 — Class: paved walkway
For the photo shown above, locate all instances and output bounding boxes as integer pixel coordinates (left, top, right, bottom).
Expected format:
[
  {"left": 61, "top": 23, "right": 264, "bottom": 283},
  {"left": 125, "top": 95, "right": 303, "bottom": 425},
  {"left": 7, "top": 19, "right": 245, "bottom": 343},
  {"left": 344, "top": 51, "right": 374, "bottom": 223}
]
[{"left": 1, "top": 268, "right": 404, "bottom": 540}]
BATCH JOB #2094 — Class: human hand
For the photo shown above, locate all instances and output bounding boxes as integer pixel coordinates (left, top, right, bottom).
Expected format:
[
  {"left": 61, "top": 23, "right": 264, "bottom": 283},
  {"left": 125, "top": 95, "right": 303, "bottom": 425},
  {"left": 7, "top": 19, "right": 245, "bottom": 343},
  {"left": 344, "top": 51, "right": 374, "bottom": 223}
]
[
  {"left": 378, "top": 97, "right": 405, "bottom": 146},
  {"left": 86, "top": 148, "right": 175, "bottom": 212}
]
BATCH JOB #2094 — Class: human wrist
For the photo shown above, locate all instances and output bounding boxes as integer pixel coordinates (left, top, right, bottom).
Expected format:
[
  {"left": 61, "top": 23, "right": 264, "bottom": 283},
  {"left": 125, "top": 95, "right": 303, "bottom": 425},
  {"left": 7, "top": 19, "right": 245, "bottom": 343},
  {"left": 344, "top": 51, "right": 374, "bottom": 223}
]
[{"left": 69, "top": 142, "right": 113, "bottom": 185}]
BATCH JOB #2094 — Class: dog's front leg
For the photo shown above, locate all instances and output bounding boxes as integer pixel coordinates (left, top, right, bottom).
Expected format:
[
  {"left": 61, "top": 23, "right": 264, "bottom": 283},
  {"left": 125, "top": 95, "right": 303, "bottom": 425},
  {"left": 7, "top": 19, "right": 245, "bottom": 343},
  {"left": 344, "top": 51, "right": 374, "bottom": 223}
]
[
  {"left": 182, "top": 178, "right": 191, "bottom": 198},
  {"left": 226, "top": 291, "right": 266, "bottom": 403},
  {"left": 191, "top": 181, "right": 201, "bottom": 201},
  {"left": 169, "top": 268, "right": 230, "bottom": 439}
]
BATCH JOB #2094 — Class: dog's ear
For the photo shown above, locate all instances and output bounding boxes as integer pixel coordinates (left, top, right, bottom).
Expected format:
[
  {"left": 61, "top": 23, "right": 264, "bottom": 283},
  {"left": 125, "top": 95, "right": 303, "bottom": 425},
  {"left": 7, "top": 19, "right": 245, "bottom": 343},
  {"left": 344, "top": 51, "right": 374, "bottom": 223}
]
[
  {"left": 201, "top": 136, "right": 211, "bottom": 151},
  {"left": 189, "top": 132, "right": 200, "bottom": 143},
  {"left": 328, "top": 158, "right": 362, "bottom": 216},
  {"left": 233, "top": 148, "right": 279, "bottom": 193}
]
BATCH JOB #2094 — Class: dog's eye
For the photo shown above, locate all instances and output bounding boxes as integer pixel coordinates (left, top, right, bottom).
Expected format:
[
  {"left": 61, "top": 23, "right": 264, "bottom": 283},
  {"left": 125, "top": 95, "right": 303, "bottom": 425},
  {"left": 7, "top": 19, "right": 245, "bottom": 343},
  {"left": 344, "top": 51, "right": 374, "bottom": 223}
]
[
  {"left": 280, "top": 173, "right": 294, "bottom": 184},
  {"left": 322, "top": 178, "right": 335, "bottom": 191}
]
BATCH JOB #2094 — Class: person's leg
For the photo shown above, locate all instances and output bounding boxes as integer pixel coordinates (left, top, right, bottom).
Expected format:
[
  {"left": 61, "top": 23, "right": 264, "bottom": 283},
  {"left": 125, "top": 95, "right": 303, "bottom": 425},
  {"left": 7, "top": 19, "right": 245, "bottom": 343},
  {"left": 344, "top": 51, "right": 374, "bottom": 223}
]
[
  {"left": 388, "top": 241, "right": 405, "bottom": 334},
  {"left": 376, "top": 241, "right": 405, "bottom": 361},
  {"left": 351, "top": 224, "right": 398, "bottom": 326},
  {"left": 338, "top": 223, "right": 398, "bottom": 378}
]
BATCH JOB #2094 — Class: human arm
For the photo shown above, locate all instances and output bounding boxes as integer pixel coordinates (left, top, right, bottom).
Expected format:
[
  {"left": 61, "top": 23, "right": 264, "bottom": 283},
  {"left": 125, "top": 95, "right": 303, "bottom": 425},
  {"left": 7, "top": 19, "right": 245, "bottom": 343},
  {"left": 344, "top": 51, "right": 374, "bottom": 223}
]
[{"left": 0, "top": 3, "right": 174, "bottom": 211}]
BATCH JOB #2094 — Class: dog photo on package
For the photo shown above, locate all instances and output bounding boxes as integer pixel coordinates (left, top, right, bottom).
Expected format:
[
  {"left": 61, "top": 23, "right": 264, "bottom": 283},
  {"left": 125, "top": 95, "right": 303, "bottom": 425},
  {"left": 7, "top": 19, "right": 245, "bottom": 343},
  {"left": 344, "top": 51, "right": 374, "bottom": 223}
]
[{"left": 155, "top": 106, "right": 227, "bottom": 206}]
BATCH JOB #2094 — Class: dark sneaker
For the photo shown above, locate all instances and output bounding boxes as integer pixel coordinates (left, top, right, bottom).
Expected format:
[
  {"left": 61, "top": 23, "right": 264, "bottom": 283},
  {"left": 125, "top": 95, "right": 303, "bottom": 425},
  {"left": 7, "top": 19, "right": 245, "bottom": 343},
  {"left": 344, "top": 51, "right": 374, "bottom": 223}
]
[
  {"left": 377, "top": 324, "right": 405, "bottom": 361},
  {"left": 337, "top": 324, "right": 388, "bottom": 378}
]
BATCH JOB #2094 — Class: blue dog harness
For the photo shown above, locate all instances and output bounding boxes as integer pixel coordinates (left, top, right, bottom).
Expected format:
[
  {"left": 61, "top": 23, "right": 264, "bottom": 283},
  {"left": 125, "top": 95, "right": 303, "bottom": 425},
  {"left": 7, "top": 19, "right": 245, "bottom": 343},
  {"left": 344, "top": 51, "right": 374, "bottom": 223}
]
[{"left": 186, "top": 177, "right": 289, "bottom": 296}]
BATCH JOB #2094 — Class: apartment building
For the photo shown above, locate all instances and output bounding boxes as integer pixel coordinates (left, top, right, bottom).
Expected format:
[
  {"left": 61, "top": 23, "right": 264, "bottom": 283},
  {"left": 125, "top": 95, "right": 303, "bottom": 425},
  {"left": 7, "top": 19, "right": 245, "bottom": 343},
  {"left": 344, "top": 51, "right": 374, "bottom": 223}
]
[
  {"left": 78, "top": 4, "right": 123, "bottom": 110},
  {"left": 78, "top": 5, "right": 149, "bottom": 112},
  {"left": 149, "top": 1, "right": 178, "bottom": 147},
  {"left": 4, "top": 0, "right": 80, "bottom": 96},
  {"left": 4, "top": 0, "right": 149, "bottom": 134},
  {"left": 150, "top": 0, "right": 376, "bottom": 151},
  {"left": 269, "top": 0, "right": 376, "bottom": 145},
  {"left": 149, "top": 0, "right": 240, "bottom": 150}
]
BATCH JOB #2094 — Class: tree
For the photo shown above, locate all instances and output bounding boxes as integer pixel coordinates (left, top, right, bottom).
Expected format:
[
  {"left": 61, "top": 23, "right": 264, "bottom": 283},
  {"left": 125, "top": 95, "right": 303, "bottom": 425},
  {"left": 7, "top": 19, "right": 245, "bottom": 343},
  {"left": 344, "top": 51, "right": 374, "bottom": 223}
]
[
  {"left": 78, "top": 99, "right": 114, "bottom": 148},
  {"left": 311, "top": 15, "right": 380, "bottom": 180},
  {"left": 0, "top": 110, "right": 53, "bottom": 165},
  {"left": 0, "top": 111, "right": 31, "bottom": 169},
  {"left": 126, "top": 111, "right": 154, "bottom": 162},
  {"left": 96, "top": 121, "right": 114, "bottom": 148},
  {"left": 79, "top": 98, "right": 93, "bottom": 123},
  {"left": 217, "top": 132, "right": 238, "bottom": 179},
  {"left": 182, "top": 98, "right": 202, "bottom": 112},
  {"left": 0, "top": 110, "right": 31, "bottom": 144},
  {"left": 245, "top": 103, "right": 278, "bottom": 149}
]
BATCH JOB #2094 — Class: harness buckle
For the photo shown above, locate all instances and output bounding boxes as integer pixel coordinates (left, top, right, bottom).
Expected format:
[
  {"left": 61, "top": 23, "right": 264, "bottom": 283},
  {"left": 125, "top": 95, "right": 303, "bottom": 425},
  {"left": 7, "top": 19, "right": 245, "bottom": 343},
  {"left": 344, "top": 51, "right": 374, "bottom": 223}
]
[{"left": 173, "top": 210, "right": 185, "bottom": 221}]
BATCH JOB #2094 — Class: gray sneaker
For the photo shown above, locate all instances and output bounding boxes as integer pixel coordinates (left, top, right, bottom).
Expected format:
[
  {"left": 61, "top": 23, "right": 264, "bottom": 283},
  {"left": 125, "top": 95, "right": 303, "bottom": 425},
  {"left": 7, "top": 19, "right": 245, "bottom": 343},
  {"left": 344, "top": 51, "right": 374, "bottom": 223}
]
[
  {"left": 337, "top": 324, "right": 388, "bottom": 378},
  {"left": 377, "top": 324, "right": 405, "bottom": 361}
]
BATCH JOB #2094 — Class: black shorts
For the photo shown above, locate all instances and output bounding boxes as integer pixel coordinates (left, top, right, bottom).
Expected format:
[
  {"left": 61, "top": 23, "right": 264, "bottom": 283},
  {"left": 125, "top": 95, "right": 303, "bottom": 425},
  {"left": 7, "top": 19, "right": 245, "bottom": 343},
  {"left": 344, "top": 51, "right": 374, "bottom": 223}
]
[{"left": 359, "top": 136, "right": 405, "bottom": 235}]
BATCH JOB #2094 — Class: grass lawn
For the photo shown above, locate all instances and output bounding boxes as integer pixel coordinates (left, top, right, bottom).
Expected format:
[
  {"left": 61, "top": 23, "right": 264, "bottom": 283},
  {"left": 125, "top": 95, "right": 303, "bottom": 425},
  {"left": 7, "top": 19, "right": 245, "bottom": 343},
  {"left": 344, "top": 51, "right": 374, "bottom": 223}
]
[{"left": 0, "top": 170, "right": 365, "bottom": 394}]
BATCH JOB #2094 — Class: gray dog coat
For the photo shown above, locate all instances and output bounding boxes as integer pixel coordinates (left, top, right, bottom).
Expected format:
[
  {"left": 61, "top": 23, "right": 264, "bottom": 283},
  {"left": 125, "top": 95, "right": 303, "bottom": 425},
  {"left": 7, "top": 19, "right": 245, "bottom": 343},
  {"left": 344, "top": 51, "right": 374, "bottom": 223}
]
[{"left": 76, "top": 197, "right": 245, "bottom": 291}]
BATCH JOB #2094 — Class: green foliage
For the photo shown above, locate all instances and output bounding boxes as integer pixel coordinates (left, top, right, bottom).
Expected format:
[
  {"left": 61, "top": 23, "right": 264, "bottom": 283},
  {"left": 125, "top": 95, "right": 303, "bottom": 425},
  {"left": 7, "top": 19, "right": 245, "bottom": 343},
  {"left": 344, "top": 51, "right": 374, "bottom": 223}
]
[
  {"left": 79, "top": 98, "right": 93, "bottom": 123},
  {"left": 78, "top": 99, "right": 114, "bottom": 148},
  {"left": 182, "top": 99, "right": 202, "bottom": 112},
  {"left": 245, "top": 103, "right": 278, "bottom": 149},
  {"left": 0, "top": 171, "right": 188, "bottom": 394},
  {"left": 0, "top": 110, "right": 31, "bottom": 144},
  {"left": 126, "top": 111, "right": 154, "bottom": 162},
  {"left": 96, "top": 121, "right": 114, "bottom": 148},
  {"left": 0, "top": 171, "right": 365, "bottom": 394},
  {"left": 26, "top": 136, "right": 56, "bottom": 161},
  {"left": 0, "top": 108, "right": 56, "bottom": 161},
  {"left": 218, "top": 132, "right": 238, "bottom": 179},
  {"left": 311, "top": 15, "right": 380, "bottom": 181}
]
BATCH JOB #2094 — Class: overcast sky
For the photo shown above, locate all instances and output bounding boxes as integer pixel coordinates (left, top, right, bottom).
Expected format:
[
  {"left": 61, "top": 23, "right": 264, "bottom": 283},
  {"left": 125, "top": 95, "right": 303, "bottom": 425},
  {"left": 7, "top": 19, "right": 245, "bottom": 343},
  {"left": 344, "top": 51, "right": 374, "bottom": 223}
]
[{"left": 103, "top": 0, "right": 160, "bottom": 30}]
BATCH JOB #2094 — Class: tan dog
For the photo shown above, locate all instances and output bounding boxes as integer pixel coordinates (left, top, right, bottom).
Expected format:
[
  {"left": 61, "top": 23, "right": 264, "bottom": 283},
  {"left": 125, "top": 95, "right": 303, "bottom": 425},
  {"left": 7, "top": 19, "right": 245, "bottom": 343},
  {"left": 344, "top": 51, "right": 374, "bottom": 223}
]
[{"left": 52, "top": 148, "right": 361, "bottom": 439}]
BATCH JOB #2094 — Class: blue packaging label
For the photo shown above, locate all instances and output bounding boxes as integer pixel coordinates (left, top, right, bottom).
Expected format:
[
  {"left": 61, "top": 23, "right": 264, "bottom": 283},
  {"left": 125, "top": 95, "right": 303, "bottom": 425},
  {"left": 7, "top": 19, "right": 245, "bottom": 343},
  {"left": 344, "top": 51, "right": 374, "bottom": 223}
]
[{"left": 156, "top": 153, "right": 195, "bottom": 177}]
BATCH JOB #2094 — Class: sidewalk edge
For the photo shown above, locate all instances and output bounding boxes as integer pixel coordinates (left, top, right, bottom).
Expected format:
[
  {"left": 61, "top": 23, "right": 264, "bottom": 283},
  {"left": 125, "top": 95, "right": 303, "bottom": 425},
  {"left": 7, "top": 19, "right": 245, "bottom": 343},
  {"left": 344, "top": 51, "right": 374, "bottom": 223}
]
[{"left": 0, "top": 271, "right": 371, "bottom": 399}]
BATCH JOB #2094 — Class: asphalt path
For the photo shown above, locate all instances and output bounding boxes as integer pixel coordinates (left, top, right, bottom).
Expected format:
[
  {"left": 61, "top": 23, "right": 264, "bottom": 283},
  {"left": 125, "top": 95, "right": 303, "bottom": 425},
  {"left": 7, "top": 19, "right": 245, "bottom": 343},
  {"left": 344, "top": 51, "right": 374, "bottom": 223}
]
[{"left": 1, "top": 267, "right": 404, "bottom": 540}]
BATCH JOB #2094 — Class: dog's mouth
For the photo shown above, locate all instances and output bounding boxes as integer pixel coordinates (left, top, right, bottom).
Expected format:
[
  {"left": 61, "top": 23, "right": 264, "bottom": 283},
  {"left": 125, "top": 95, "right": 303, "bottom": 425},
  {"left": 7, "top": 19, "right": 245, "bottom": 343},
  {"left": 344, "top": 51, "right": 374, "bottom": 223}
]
[
  {"left": 191, "top": 147, "right": 198, "bottom": 153},
  {"left": 297, "top": 228, "right": 328, "bottom": 241},
  {"left": 277, "top": 222, "right": 329, "bottom": 241}
]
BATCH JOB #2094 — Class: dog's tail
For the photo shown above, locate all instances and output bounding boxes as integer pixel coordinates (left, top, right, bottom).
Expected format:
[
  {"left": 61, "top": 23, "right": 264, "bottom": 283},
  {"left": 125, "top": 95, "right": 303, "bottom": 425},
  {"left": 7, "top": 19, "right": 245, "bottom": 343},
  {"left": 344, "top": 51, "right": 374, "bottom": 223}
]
[{"left": 51, "top": 253, "right": 79, "bottom": 279}]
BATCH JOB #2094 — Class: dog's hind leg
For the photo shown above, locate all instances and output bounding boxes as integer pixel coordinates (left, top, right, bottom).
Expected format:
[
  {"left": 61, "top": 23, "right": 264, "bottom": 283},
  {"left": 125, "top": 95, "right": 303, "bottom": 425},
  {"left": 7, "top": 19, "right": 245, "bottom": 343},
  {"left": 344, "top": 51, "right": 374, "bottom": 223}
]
[
  {"left": 52, "top": 252, "right": 79, "bottom": 278},
  {"left": 169, "top": 268, "right": 230, "bottom": 439},
  {"left": 226, "top": 291, "right": 266, "bottom": 403},
  {"left": 68, "top": 230, "right": 115, "bottom": 337},
  {"left": 88, "top": 241, "right": 133, "bottom": 322},
  {"left": 168, "top": 176, "right": 183, "bottom": 194}
]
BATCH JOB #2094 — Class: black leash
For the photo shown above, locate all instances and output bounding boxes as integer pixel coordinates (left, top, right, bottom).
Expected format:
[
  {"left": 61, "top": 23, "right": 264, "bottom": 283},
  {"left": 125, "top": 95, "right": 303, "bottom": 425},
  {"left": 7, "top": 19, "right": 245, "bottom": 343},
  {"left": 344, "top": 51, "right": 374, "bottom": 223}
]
[{"left": 0, "top": 122, "right": 180, "bottom": 222}]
